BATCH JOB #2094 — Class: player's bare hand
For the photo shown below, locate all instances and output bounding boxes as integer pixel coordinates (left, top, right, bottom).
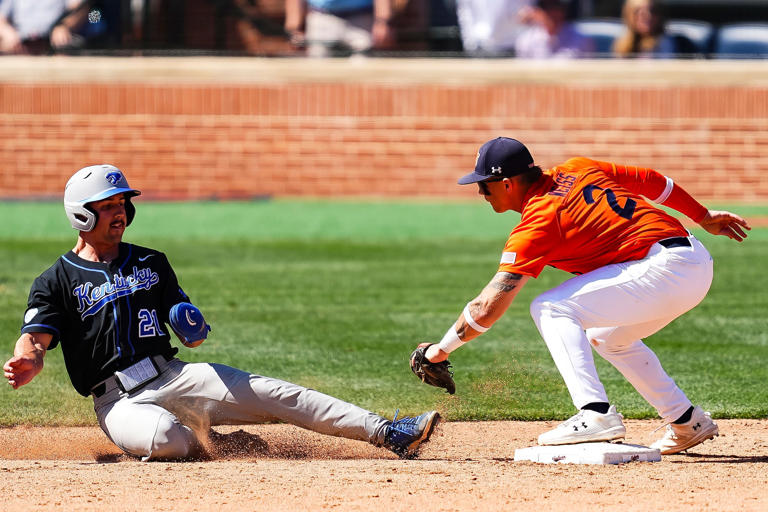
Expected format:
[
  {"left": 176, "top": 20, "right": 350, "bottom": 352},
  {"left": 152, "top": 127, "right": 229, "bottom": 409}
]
[
  {"left": 699, "top": 210, "right": 751, "bottom": 242},
  {"left": 3, "top": 354, "right": 44, "bottom": 389}
]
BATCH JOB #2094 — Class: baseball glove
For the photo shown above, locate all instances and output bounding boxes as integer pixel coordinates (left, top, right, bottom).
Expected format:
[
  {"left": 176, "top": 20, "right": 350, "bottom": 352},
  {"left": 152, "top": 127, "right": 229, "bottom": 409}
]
[{"left": 410, "top": 344, "right": 455, "bottom": 395}]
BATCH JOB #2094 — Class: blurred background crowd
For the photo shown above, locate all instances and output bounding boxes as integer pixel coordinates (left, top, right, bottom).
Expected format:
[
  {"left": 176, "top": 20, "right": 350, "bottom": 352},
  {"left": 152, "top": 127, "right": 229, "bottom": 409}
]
[{"left": 0, "top": 0, "right": 767, "bottom": 59}]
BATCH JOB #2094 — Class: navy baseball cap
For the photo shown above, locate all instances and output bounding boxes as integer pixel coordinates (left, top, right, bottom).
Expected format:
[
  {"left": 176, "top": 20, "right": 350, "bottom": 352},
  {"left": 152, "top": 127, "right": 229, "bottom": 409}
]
[{"left": 458, "top": 137, "right": 535, "bottom": 185}]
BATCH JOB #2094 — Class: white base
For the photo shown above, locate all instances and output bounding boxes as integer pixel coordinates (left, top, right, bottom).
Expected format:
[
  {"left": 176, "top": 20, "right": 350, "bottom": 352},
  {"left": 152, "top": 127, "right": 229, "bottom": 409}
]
[{"left": 514, "top": 442, "right": 661, "bottom": 465}]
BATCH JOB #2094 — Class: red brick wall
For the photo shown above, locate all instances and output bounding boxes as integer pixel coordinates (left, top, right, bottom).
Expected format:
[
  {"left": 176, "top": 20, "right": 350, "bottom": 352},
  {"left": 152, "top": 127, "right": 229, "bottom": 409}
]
[{"left": 1, "top": 58, "right": 766, "bottom": 202}]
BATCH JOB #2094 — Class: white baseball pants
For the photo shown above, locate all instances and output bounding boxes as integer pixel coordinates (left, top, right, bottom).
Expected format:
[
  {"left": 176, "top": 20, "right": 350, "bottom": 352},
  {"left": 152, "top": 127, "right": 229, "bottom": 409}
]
[
  {"left": 529, "top": 236, "right": 713, "bottom": 423},
  {"left": 93, "top": 360, "right": 389, "bottom": 461}
]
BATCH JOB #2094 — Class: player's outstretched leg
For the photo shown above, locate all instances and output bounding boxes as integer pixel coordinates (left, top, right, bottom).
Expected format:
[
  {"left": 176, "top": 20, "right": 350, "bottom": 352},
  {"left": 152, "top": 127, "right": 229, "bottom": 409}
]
[
  {"left": 650, "top": 406, "right": 719, "bottom": 455},
  {"left": 537, "top": 405, "right": 626, "bottom": 446},
  {"left": 383, "top": 410, "right": 441, "bottom": 459}
]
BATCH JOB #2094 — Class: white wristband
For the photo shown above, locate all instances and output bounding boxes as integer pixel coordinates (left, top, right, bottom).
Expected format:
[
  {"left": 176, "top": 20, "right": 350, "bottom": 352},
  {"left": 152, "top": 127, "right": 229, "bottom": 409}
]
[
  {"left": 463, "top": 304, "right": 490, "bottom": 333},
  {"left": 437, "top": 326, "right": 466, "bottom": 354}
]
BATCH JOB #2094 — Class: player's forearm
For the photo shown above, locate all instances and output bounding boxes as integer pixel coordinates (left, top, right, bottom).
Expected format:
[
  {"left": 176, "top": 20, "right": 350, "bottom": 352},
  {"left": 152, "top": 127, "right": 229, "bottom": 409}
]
[
  {"left": 14, "top": 332, "right": 50, "bottom": 358},
  {"left": 430, "top": 273, "right": 528, "bottom": 361},
  {"left": 459, "top": 273, "right": 528, "bottom": 340},
  {"left": 657, "top": 181, "right": 708, "bottom": 223}
]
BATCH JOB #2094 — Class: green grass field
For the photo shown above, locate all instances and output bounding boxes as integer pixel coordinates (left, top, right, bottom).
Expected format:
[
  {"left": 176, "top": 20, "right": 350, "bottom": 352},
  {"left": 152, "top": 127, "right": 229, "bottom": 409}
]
[{"left": 1, "top": 200, "right": 766, "bottom": 426}]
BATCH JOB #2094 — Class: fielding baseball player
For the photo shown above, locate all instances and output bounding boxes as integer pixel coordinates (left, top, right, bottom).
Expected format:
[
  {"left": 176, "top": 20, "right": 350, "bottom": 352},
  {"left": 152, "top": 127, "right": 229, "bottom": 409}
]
[
  {"left": 3, "top": 164, "right": 439, "bottom": 460},
  {"left": 410, "top": 137, "right": 750, "bottom": 454}
]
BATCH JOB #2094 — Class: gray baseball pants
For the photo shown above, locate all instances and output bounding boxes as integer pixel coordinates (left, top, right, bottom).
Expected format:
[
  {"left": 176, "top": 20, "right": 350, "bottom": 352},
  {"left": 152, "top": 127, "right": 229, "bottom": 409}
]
[{"left": 92, "top": 357, "right": 390, "bottom": 461}]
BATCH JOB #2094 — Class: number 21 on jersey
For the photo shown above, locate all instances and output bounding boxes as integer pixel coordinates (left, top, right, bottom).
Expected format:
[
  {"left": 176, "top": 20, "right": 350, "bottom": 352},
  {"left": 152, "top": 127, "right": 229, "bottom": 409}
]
[{"left": 138, "top": 309, "right": 165, "bottom": 337}]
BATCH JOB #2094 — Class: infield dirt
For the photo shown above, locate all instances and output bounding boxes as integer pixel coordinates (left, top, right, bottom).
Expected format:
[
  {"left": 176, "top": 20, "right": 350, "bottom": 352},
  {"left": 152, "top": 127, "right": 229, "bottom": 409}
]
[{"left": 1, "top": 419, "right": 766, "bottom": 511}]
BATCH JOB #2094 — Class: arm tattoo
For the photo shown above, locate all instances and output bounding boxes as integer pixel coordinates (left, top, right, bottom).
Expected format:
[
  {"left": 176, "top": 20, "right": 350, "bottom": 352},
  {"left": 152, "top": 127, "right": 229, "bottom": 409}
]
[
  {"left": 456, "top": 323, "right": 470, "bottom": 339},
  {"left": 490, "top": 272, "right": 524, "bottom": 293}
]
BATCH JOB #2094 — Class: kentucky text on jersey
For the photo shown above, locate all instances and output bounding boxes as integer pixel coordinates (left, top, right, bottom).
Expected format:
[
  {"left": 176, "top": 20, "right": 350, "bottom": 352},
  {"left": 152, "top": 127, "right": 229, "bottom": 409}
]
[{"left": 73, "top": 266, "right": 160, "bottom": 317}]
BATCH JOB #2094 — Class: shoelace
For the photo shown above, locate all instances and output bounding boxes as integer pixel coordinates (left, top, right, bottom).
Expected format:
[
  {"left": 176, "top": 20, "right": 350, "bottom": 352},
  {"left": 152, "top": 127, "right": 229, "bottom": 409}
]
[
  {"left": 389, "top": 409, "right": 417, "bottom": 435},
  {"left": 652, "top": 408, "right": 713, "bottom": 435},
  {"left": 651, "top": 422, "right": 683, "bottom": 444},
  {"left": 558, "top": 410, "right": 586, "bottom": 427},
  {"left": 559, "top": 409, "right": 622, "bottom": 428}
]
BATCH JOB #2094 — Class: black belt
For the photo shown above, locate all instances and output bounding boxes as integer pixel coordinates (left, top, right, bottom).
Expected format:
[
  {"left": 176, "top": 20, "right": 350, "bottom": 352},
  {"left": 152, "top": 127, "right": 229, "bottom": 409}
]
[
  {"left": 658, "top": 236, "right": 691, "bottom": 249},
  {"left": 91, "top": 381, "right": 112, "bottom": 398},
  {"left": 91, "top": 354, "right": 172, "bottom": 398},
  {"left": 91, "top": 383, "right": 107, "bottom": 397}
]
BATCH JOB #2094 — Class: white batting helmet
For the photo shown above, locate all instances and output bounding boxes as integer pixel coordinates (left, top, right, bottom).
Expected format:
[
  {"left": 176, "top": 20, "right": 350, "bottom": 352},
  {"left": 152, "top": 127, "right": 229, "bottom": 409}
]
[{"left": 63, "top": 165, "right": 141, "bottom": 232}]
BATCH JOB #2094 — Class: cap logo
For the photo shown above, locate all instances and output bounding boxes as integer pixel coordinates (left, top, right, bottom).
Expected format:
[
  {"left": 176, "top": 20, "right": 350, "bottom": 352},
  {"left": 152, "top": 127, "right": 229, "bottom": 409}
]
[
  {"left": 490, "top": 166, "right": 503, "bottom": 175},
  {"left": 105, "top": 171, "right": 123, "bottom": 186}
]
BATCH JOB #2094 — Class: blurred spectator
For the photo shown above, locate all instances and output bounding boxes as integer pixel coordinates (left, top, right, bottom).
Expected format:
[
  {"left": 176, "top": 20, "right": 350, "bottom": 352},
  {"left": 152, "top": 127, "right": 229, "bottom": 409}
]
[
  {"left": 455, "top": 0, "right": 532, "bottom": 56},
  {"left": 0, "top": 0, "right": 89, "bottom": 55},
  {"left": 613, "top": 0, "right": 691, "bottom": 58},
  {"left": 284, "top": 0, "right": 396, "bottom": 57},
  {"left": 76, "top": 0, "right": 123, "bottom": 50},
  {"left": 514, "top": 0, "right": 592, "bottom": 59}
]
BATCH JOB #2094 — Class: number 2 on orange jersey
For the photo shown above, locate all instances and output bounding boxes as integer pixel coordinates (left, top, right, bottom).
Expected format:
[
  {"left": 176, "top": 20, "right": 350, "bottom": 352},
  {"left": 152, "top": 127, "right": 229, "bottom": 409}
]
[{"left": 582, "top": 184, "right": 637, "bottom": 220}]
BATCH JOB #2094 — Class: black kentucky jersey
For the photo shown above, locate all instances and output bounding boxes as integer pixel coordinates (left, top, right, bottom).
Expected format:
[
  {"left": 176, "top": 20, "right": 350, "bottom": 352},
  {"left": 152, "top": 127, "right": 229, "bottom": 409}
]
[{"left": 21, "top": 243, "right": 186, "bottom": 396}]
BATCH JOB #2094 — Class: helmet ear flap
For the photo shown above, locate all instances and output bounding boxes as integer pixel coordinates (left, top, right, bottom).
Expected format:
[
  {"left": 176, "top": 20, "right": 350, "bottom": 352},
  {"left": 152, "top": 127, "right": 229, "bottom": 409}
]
[
  {"left": 66, "top": 203, "right": 97, "bottom": 231},
  {"left": 125, "top": 197, "right": 136, "bottom": 226},
  {"left": 82, "top": 203, "right": 98, "bottom": 231}
]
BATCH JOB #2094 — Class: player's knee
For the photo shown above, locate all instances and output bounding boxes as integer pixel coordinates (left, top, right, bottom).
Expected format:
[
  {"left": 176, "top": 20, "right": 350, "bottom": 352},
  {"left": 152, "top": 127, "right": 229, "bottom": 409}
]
[
  {"left": 146, "top": 414, "right": 197, "bottom": 461},
  {"left": 591, "top": 336, "right": 633, "bottom": 356},
  {"left": 529, "top": 294, "right": 554, "bottom": 320},
  {"left": 530, "top": 291, "right": 576, "bottom": 323},
  {"left": 593, "top": 342, "right": 618, "bottom": 357}
]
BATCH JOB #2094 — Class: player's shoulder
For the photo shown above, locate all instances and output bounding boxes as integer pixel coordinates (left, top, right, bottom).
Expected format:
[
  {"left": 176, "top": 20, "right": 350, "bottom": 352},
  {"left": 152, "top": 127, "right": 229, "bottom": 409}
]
[
  {"left": 524, "top": 160, "right": 600, "bottom": 219},
  {"left": 36, "top": 259, "right": 63, "bottom": 281},
  {"left": 123, "top": 243, "right": 167, "bottom": 262},
  {"left": 521, "top": 182, "right": 564, "bottom": 224},
  {"left": 555, "top": 156, "right": 603, "bottom": 172},
  {"left": 29, "top": 255, "right": 70, "bottom": 292}
]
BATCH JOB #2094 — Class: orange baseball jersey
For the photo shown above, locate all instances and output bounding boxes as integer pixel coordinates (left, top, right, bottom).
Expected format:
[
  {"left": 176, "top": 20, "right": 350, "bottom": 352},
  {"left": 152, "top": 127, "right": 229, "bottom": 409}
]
[{"left": 498, "top": 157, "right": 697, "bottom": 277}]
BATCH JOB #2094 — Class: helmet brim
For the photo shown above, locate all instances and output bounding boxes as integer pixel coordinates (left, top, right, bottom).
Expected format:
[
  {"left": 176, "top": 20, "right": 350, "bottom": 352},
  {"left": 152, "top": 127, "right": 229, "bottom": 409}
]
[{"left": 84, "top": 187, "right": 141, "bottom": 203}]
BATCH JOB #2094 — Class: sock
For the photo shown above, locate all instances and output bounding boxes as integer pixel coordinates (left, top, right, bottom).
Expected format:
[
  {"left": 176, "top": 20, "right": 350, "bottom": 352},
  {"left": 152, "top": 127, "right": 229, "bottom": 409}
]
[
  {"left": 581, "top": 402, "right": 610, "bottom": 414},
  {"left": 673, "top": 406, "right": 694, "bottom": 424}
]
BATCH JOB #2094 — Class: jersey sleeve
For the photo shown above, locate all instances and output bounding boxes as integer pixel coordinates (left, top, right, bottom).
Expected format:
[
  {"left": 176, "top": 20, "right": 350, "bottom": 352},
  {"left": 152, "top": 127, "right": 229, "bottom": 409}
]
[
  {"left": 498, "top": 212, "right": 561, "bottom": 278},
  {"left": 592, "top": 160, "right": 708, "bottom": 223},
  {"left": 592, "top": 160, "right": 670, "bottom": 201},
  {"left": 21, "top": 270, "right": 67, "bottom": 349}
]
